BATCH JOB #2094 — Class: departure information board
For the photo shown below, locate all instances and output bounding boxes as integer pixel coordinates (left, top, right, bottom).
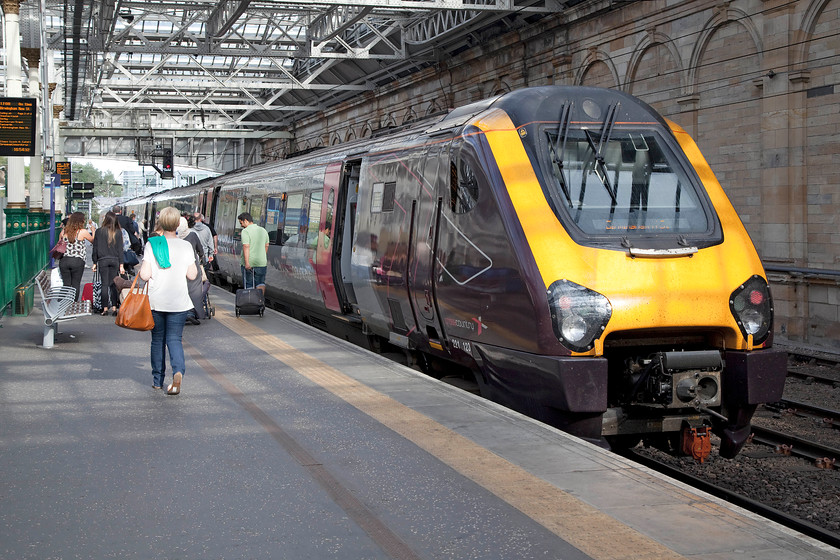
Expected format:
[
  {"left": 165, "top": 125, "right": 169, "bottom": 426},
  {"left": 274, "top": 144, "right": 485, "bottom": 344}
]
[
  {"left": 56, "top": 161, "right": 71, "bottom": 185},
  {"left": 0, "top": 97, "right": 35, "bottom": 157}
]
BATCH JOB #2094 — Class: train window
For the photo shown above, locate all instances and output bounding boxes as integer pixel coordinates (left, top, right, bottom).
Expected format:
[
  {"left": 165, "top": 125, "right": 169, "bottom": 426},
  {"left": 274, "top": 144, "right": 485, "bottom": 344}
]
[
  {"left": 371, "top": 182, "right": 396, "bottom": 213},
  {"left": 234, "top": 197, "right": 249, "bottom": 235},
  {"left": 323, "top": 189, "right": 335, "bottom": 249},
  {"left": 266, "top": 195, "right": 286, "bottom": 245},
  {"left": 307, "top": 191, "right": 322, "bottom": 249},
  {"left": 371, "top": 183, "right": 383, "bottom": 212},
  {"left": 282, "top": 193, "right": 308, "bottom": 246},
  {"left": 450, "top": 158, "right": 480, "bottom": 214},
  {"left": 382, "top": 182, "right": 395, "bottom": 212},
  {"left": 543, "top": 128, "right": 709, "bottom": 236},
  {"left": 250, "top": 196, "right": 265, "bottom": 226}
]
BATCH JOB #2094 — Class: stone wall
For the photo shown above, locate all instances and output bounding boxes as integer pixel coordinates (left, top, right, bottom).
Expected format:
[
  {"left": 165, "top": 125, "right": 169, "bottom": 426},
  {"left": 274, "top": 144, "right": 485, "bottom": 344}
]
[{"left": 273, "top": 0, "right": 840, "bottom": 349}]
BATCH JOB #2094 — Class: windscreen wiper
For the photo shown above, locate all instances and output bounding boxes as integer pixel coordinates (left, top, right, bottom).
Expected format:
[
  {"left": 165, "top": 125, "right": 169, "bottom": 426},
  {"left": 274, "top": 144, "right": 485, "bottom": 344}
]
[
  {"left": 549, "top": 103, "right": 574, "bottom": 208},
  {"left": 583, "top": 102, "right": 620, "bottom": 205}
]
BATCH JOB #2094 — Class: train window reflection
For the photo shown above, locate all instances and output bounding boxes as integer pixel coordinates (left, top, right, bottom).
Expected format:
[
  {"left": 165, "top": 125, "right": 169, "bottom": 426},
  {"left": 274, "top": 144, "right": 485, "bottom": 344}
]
[
  {"left": 371, "top": 182, "right": 396, "bottom": 213},
  {"left": 449, "top": 158, "right": 479, "bottom": 214},
  {"left": 307, "top": 191, "right": 322, "bottom": 249},
  {"left": 234, "top": 196, "right": 249, "bottom": 235},
  {"left": 544, "top": 128, "right": 708, "bottom": 235},
  {"left": 283, "top": 193, "right": 305, "bottom": 246},
  {"left": 266, "top": 196, "right": 285, "bottom": 245}
]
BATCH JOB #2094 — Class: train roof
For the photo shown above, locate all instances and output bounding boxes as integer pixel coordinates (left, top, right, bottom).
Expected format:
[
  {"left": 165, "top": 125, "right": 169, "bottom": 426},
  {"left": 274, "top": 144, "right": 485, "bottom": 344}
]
[
  {"left": 123, "top": 86, "right": 670, "bottom": 208},
  {"left": 487, "top": 86, "right": 669, "bottom": 131}
]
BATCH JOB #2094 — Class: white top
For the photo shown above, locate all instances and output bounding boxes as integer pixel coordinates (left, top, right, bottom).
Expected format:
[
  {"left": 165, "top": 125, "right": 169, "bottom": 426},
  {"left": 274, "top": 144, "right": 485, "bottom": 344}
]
[{"left": 143, "top": 238, "right": 195, "bottom": 312}]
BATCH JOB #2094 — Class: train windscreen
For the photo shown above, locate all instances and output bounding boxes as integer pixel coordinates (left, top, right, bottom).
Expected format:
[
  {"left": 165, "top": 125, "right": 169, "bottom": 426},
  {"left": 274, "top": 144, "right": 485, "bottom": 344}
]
[{"left": 543, "top": 127, "right": 709, "bottom": 236}]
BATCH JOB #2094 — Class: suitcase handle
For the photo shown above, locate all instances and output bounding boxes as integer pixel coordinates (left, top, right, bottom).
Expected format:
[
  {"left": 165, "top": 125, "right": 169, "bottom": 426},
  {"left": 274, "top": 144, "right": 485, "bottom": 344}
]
[{"left": 244, "top": 267, "right": 257, "bottom": 289}]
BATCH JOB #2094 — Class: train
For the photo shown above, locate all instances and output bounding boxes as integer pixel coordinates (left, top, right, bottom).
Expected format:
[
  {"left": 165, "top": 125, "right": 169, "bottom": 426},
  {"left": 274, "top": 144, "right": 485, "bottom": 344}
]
[{"left": 123, "top": 86, "right": 787, "bottom": 460}]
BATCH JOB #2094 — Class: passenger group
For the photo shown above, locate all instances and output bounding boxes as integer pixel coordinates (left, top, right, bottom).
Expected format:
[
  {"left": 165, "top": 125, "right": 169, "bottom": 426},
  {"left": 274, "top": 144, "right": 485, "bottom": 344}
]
[{"left": 51, "top": 205, "right": 225, "bottom": 396}]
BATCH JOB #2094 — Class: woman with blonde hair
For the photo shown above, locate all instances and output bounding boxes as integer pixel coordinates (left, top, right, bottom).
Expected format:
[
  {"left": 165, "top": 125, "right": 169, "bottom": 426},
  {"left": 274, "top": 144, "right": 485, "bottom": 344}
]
[
  {"left": 139, "top": 206, "right": 198, "bottom": 394},
  {"left": 58, "top": 211, "right": 95, "bottom": 301}
]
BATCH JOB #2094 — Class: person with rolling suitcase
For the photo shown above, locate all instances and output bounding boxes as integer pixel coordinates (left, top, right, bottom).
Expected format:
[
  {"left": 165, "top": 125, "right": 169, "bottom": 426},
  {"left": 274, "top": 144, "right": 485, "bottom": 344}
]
[
  {"left": 236, "top": 268, "right": 265, "bottom": 317},
  {"left": 236, "top": 212, "right": 269, "bottom": 317}
]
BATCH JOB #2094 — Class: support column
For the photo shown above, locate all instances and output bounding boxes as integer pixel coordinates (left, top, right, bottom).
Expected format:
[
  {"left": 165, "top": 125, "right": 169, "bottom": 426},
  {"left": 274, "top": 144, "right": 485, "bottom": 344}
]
[
  {"left": 22, "top": 47, "right": 45, "bottom": 230},
  {"left": 3, "top": 0, "right": 27, "bottom": 237},
  {"left": 52, "top": 104, "right": 65, "bottom": 226},
  {"left": 43, "top": 82, "right": 56, "bottom": 220}
]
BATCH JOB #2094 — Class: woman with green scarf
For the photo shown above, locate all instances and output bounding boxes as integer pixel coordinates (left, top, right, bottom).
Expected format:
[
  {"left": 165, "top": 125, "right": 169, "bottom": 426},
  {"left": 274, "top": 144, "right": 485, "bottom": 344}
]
[{"left": 139, "top": 206, "right": 198, "bottom": 395}]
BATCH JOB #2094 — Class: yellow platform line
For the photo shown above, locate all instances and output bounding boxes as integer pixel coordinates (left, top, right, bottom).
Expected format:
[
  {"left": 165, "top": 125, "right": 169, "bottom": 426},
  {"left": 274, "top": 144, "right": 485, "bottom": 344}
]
[{"left": 214, "top": 310, "right": 686, "bottom": 560}]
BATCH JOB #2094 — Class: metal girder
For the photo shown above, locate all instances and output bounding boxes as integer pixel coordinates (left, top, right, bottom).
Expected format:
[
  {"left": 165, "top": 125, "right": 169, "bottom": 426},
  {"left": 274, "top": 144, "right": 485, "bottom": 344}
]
[
  {"left": 40, "top": 0, "right": 562, "bottom": 171},
  {"left": 206, "top": 0, "right": 253, "bottom": 39},
  {"left": 309, "top": 6, "right": 373, "bottom": 43},
  {"left": 60, "top": 127, "right": 292, "bottom": 139},
  {"left": 61, "top": 134, "right": 272, "bottom": 176}
]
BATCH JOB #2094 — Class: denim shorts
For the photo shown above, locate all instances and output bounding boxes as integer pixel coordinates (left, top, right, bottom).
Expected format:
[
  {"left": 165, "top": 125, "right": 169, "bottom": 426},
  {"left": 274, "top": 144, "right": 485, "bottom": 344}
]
[{"left": 242, "top": 265, "right": 267, "bottom": 288}]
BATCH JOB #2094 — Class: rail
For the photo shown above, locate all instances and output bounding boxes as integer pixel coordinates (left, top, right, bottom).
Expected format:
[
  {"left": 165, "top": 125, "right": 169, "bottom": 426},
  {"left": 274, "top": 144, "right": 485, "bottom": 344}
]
[
  {"left": 623, "top": 449, "right": 840, "bottom": 549},
  {"left": 764, "top": 264, "right": 840, "bottom": 278}
]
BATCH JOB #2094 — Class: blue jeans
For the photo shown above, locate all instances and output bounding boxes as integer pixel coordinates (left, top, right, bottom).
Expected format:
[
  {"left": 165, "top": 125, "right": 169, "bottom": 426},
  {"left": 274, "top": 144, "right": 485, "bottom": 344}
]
[{"left": 150, "top": 310, "right": 189, "bottom": 388}]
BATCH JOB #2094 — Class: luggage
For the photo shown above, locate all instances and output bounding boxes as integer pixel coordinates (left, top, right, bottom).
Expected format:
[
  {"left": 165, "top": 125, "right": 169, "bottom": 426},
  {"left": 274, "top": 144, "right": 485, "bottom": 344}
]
[
  {"left": 235, "top": 269, "right": 264, "bottom": 317},
  {"left": 92, "top": 271, "right": 102, "bottom": 312},
  {"left": 82, "top": 282, "right": 93, "bottom": 302}
]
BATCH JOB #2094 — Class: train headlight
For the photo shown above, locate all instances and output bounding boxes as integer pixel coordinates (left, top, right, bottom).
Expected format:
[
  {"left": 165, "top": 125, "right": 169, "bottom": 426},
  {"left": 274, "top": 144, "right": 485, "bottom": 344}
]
[
  {"left": 729, "top": 276, "right": 773, "bottom": 344},
  {"left": 547, "top": 280, "right": 612, "bottom": 352}
]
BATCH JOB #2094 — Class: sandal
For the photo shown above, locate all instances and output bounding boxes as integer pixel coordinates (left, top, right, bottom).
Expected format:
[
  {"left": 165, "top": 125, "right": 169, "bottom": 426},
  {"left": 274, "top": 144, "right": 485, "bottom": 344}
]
[{"left": 166, "top": 372, "right": 182, "bottom": 395}]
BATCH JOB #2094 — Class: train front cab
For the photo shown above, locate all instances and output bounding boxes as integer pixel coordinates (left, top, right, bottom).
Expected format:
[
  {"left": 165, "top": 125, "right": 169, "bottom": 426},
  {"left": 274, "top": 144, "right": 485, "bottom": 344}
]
[{"left": 465, "top": 87, "right": 787, "bottom": 458}]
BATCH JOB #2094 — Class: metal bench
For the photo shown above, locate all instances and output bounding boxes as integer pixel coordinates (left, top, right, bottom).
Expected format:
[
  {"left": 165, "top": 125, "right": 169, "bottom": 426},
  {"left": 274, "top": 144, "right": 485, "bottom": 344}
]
[{"left": 35, "top": 270, "right": 92, "bottom": 348}]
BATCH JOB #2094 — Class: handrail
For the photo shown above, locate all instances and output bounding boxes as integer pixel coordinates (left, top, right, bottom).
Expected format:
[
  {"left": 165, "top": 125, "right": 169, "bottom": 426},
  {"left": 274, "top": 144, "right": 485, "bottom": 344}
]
[
  {"left": 0, "top": 229, "right": 51, "bottom": 313},
  {"left": 764, "top": 264, "right": 840, "bottom": 278}
]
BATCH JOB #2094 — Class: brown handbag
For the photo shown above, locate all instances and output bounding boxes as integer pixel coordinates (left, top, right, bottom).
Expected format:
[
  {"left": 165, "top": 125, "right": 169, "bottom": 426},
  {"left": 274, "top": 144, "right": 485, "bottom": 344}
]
[{"left": 115, "top": 274, "right": 155, "bottom": 331}]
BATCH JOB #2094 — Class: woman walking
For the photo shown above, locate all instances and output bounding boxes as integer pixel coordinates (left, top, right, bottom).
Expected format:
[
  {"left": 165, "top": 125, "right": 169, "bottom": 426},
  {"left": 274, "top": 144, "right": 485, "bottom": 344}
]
[
  {"left": 58, "top": 212, "right": 95, "bottom": 301},
  {"left": 139, "top": 206, "right": 198, "bottom": 394},
  {"left": 92, "top": 212, "right": 125, "bottom": 315}
]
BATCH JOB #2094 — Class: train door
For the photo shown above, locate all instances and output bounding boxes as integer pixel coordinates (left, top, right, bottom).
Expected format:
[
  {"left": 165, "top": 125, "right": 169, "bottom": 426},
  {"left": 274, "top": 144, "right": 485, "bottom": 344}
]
[
  {"left": 315, "top": 164, "right": 342, "bottom": 311},
  {"left": 408, "top": 144, "right": 448, "bottom": 347},
  {"left": 207, "top": 186, "right": 221, "bottom": 224},
  {"left": 332, "top": 159, "right": 362, "bottom": 313}
]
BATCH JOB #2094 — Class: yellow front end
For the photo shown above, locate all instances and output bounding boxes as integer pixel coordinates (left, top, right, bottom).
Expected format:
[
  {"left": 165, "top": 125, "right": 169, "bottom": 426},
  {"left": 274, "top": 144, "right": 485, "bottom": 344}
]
[{"left": 476, "top": 109, "right": 766, "bottom": 354}]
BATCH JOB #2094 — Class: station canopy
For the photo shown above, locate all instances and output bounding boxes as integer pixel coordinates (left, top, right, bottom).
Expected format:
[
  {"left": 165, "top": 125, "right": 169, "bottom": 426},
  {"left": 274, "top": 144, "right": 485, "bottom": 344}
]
[{"left": 36, "top": 0, "right": 573, "bottom": 140}]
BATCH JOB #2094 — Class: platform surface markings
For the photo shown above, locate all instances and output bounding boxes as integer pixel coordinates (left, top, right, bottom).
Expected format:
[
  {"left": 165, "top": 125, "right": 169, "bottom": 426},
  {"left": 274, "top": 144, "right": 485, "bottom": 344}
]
[
  {"left": 184, "top": 339, "right": 423, "bottom": 560},
  {"left": 204, "top": 310, "right": 686, "bottom": 560}
]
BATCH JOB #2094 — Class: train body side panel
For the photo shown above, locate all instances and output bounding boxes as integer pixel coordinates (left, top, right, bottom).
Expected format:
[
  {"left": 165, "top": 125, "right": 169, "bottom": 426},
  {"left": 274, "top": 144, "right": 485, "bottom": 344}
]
[
  {"left": 434, "top": 132, "right": 548, "bottom": 356},
  {"left": 351, "top": 147, "right": 429, "bottom": 336}
]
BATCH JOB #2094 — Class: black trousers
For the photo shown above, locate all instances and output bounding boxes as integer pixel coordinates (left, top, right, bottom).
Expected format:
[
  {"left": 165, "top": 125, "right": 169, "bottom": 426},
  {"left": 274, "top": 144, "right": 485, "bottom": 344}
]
[
  {"left": 97, "top": 257, "right": 121, "bottom": 309},
  {"left": 59, "top": 256, "right": 85, "bottom": 301}
]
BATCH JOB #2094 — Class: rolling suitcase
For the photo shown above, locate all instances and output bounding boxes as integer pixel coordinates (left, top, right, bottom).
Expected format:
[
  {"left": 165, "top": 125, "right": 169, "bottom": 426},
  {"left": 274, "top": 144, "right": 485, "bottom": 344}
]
[
  {"left": 235, "top": 269, "right": 265, "bottom": 317},
  {"left": 82, "top": 282, "right": 93, "bottom": 302}
]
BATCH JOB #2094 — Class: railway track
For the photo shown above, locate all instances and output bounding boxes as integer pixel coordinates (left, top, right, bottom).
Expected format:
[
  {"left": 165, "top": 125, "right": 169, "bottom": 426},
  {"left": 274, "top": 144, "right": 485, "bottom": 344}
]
[
  {"left": 623, "top": 448, "right": 840, "bottom": 549},
  {"left": 749, "top": 425, "right": 840, "bottom": 469},
  {"left": 787, "top": 367, "right": 840, "bottom": 386},
  {"left": 765, "top": 399, "right": 840, "bottom": 431},
  {"left": 622, "top": 349, "right": 840, "bottom": 546}
]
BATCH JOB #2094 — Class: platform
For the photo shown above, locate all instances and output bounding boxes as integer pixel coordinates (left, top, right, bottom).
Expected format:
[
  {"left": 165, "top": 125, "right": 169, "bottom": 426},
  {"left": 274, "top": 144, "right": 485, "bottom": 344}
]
[{"left": 0, "top": 273, "right": 837, "bottom": 559}]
